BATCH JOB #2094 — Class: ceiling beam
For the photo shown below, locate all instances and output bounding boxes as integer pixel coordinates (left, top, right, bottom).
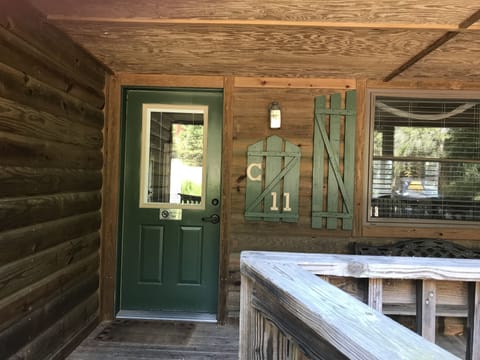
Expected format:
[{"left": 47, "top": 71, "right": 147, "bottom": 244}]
[
  {"left": 46, "top": 15, "right": 480, "bottom": 32},
  {"left": 384, "top": 9, "right": 480, "bottom": 82},
  {"left": 458, "top": 9, "right": 480, "bottom": 28},
  {"left": 383, "top": 32, "right": 458, "bottom": 82}
]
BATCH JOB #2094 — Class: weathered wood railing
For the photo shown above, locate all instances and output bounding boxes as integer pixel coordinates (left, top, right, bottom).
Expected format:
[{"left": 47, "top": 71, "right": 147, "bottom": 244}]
[{"left": 240, "top": 251, "right": 480, "bottom": 359}]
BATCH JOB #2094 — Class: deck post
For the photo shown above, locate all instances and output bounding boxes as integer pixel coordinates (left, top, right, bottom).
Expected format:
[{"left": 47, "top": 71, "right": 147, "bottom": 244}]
[
  {"left": 416, "top": 279, "right": 437, "bottom": 342},
  {"left": 239, "top": 274, "right": 254, "bottom": 359},
  {"left": 466, "top": 281, "right": 480, "bottom": 360},
  {"left": 368, "top": 278, "right": 383, "bottom": 312}
]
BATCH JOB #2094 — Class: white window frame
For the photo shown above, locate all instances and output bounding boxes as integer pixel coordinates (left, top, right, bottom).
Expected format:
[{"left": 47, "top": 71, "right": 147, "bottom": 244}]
[{"left": 139, "top": 104, "right": 208, "bottom": 210}]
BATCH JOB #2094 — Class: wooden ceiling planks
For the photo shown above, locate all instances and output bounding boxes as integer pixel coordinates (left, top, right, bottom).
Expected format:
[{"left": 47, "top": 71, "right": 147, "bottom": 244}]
[
  {"left": 28, "top": 0, "right": 480, "bottom": 25},
  {"left": 26, "top": 0, "right": 480, "bottom": 80},
  {"left": 48, "top": 21, "right": 445, "bottom": 79}
]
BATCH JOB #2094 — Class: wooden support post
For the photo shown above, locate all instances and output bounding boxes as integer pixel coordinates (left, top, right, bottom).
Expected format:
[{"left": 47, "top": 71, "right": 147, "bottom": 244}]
[
  {"left": 368, "top": 278, "right": 383, "bottom": 312},
  {"left": 466, "top": 281, "right": 480, "bottom": 360},
  {"left": 217, "top": 75, "right": 234, "bottom": 323},
  {"left": 416, "top": 279, "right": 437, "bottom": 342},
  {"left": 239, "top": 274, "right": 254, "bottom": 359}
]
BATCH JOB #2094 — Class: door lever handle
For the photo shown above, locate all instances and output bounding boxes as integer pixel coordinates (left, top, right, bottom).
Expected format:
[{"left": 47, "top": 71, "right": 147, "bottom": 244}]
[{"left": 202, "top": 214, "right": 220, "bottom": 224}]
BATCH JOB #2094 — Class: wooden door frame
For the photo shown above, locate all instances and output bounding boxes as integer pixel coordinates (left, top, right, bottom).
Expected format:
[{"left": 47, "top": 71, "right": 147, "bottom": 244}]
[{"left": 101, "top": 73, "right": 233, "bottom": 323}]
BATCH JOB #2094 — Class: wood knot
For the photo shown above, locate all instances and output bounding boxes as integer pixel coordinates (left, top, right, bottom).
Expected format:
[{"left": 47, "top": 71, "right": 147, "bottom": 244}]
[
  {"left": 5, "top": 18, "right": 14, "bottom": 30},
  {"left": 347, "top": 261, "right": 366, "bottom": 275}
]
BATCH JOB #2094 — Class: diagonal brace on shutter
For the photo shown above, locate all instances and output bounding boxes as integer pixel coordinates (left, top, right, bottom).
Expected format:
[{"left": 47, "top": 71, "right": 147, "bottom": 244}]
[
  {"left": 245, "top": 155, "right": 299, "bottom": 213},
  {"left": 314, "top": 112, "right": 353, "bottom": 215}
]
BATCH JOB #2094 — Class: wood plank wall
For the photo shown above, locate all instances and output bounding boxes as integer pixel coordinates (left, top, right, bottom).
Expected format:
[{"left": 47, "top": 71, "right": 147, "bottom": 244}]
[
  {"left": 226, "top": 78, "right": 480, "bottom": 318},
  {"left": 101, "top": 74, "right": 480, "bottom": 322},
  {"left": 230, "top": 78, "right": 357, "bottom": 252},
  {"left": 0, "top": 1, "right": 107, "bottom": 358},
  {"left": 227, "top": 78, "right": 356, "bottom": 317}
]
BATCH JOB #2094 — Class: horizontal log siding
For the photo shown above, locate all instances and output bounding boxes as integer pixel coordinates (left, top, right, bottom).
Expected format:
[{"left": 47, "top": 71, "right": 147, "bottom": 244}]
[{"left": 0, "top": 1, "right": 105, "bottom": 359}]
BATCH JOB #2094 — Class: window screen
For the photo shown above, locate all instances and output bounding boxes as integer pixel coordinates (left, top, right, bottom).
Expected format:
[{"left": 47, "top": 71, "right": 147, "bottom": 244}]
[{"left": 369, "top": 94, "right": 480, "bottom": 222}]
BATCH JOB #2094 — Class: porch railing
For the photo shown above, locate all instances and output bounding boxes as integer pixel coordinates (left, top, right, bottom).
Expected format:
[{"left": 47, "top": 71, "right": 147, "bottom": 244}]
[{"left": 239, "top": 251, "right": 480, "bottom": 359}]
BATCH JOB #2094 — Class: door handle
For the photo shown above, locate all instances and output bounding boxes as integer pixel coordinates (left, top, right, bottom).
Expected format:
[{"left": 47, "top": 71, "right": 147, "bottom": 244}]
[{"left": 202, "top": 214, "right": 220, "bottom": 224}]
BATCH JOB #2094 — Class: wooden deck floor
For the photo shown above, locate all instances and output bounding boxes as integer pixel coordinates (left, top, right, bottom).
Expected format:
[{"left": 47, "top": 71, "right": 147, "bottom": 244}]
[
  {"left": 67, "top": 319, "right": 239, "bottom": 360},
  {"left": 68, "top": 318, "right": 467, "bottom": 359}
]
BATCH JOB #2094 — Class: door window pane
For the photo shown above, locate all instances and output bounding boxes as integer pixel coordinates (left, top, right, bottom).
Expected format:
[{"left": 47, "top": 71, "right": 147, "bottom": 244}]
[{"left": 140, "top": 104, "right": 208, "bottom": 209}]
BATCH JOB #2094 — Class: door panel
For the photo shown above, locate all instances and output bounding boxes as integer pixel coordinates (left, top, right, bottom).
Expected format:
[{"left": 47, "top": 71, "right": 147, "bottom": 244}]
[
  {"left": 178, "top": 226, "right": 203, "bottom": 285},
  {"left": 139, "top": 225, "right": 164, "bottom": 283},
  {"left": 119, "top": 88, "right": 223, "bottom": 317}
]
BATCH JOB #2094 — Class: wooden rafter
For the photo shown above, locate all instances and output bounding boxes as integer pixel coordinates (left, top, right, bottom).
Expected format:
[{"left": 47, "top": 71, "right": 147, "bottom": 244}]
[
  {"left": 458, "top": 9, "right": 480, "bottom": 28},
  {"left": 384, "top": 9, "right": 480, "bottom": 81},
  {"left": 46, "top": 15, "right": 480, "bottom": 32}
]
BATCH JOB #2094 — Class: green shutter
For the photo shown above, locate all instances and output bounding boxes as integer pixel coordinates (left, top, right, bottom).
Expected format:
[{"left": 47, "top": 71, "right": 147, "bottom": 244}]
[
  {"left": 245, "top": 136, "right": 301, "bottom": 222},
  {"left": 312, "top": 90, "right": 356, "bottom": 230}
]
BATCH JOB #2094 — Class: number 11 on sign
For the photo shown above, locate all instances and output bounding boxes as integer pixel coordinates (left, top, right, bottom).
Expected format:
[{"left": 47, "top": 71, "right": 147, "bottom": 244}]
[{"left": 270, "top": 192, "right": 292, "bottom": 212}]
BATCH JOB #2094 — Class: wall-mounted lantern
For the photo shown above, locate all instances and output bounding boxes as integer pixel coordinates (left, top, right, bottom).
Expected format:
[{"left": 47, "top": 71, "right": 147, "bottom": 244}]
[{"left": 269, "top": 101, "right": 281, "bottom": 129}]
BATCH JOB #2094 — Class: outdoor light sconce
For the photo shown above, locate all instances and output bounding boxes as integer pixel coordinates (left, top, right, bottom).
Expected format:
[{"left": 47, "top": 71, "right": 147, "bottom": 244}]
[{"left": 269, "top": 101, "right": 281, "bottom": 129}]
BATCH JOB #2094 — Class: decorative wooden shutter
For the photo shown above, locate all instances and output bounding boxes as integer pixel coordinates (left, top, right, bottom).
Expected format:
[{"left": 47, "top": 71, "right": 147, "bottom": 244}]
[
  {"left": 312, "top": 90, "right": 356, "bottom": 230},
  {"left": 245, "top": 136, "right": 301, "bottom": 222}
]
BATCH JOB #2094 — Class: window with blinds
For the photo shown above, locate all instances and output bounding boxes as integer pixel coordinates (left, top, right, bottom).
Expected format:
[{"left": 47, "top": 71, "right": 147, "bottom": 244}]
[{"left": 368, "top": 93, "right": 480, "bottom": 223}]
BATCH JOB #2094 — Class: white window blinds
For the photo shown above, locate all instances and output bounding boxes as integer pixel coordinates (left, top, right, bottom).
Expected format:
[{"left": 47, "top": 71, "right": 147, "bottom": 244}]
[{"left": 370, "top": 95, "right": 480, "bottom": 222}]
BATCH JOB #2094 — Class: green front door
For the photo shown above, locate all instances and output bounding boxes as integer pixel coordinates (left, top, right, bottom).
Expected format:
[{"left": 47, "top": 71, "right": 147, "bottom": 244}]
[{"left": 118, "top": 88, "right": 223, "bottom": 320}]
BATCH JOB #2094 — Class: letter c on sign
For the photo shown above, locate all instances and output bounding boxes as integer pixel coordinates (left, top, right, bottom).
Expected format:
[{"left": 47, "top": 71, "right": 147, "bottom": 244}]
[{"left": 247, "top": 163, "right": 262, "bottom": 181}]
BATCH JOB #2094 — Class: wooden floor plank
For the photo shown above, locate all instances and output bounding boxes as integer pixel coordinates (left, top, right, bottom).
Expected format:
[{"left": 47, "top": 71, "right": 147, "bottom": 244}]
[
  {"left": 67, "top": 319, "right": 239, "bottom": 360},
  {"left": 68, "top": 318, "right": 466, "bottom": 359}
]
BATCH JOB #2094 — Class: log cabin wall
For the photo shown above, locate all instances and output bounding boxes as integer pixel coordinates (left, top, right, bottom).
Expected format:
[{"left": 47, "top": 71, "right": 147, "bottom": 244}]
[{"left": 0, "top": 1, "right": 107, "bottom": 358}]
